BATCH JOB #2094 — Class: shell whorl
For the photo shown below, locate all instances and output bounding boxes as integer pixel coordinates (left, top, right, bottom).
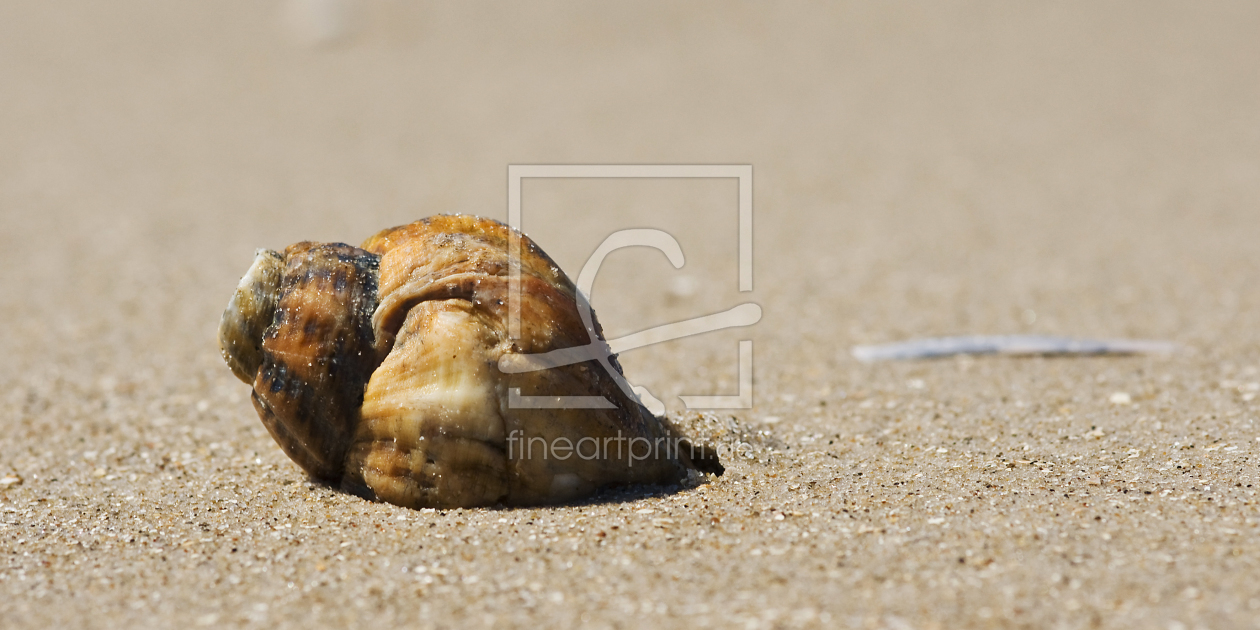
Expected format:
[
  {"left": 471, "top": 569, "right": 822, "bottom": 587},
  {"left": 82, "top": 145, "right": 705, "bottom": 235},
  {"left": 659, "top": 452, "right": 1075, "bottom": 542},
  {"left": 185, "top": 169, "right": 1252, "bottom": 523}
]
[
  {"left": 218, "top": 249, "right": 285, "bottom": 384},
  {"left": 251, "top": 242, "right": 382, "bottom": 481}
]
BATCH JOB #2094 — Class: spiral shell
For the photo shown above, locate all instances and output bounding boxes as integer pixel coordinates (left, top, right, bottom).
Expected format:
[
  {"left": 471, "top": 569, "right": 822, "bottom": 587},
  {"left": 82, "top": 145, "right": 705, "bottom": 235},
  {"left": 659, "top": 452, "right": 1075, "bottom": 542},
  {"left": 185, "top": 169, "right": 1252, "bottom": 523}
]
[{"left": 219, "top": 215, "right": 720, "bottom": 509}]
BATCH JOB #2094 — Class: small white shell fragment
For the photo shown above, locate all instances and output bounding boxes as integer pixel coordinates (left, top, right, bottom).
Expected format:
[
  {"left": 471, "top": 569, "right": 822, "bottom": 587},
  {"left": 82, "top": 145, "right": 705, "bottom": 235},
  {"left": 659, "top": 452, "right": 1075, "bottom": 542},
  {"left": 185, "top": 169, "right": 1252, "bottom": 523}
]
[
  {"left": 0, "top": 474, "right": 22, "bottom": 490},
  {"left": 852, "top": 335, "right": 1179, "bottom": 362},
  {"left": 1109, "top": 392, "right": 1133, "bottom": 405}
]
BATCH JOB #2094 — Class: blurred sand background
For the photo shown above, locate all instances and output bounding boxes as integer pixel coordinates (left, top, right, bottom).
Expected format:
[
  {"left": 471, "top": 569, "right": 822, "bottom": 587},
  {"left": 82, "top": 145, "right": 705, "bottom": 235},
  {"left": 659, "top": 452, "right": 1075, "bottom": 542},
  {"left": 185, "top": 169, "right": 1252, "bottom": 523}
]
[{"left": 2, "top": 1, "right": 1259, "bottom": 628}]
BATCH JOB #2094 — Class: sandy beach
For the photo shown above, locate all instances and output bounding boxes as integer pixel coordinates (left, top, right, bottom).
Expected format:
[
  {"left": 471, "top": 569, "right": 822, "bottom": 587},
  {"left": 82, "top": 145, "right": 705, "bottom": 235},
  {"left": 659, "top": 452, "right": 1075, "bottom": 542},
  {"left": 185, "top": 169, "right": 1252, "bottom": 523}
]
[{"left": 3, "top": 2, "right": 1259, "bottom": 628}]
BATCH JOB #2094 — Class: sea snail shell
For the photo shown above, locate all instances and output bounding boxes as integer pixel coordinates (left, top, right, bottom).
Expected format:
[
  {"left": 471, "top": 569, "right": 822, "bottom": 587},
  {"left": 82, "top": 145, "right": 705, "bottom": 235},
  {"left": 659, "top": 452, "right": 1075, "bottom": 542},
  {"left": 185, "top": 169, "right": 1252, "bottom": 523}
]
[{"left": 219, "top": 215, "right": 722, "bottom": 509}]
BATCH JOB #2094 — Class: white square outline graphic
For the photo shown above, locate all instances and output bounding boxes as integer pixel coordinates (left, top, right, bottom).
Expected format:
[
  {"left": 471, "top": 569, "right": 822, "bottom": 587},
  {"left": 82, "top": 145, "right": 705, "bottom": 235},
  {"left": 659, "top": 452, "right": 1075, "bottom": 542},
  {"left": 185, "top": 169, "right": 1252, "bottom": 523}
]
[{"left": 505, "top": 164, "right": 754, "bottom": 410}]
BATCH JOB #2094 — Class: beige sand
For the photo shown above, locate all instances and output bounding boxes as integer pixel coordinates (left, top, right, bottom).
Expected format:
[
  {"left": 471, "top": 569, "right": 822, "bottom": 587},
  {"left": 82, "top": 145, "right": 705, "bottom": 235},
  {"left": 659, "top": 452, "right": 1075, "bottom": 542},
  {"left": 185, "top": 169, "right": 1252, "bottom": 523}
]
[{"left": 2, "top": 2, "right": 1259, "bottom": 628}]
